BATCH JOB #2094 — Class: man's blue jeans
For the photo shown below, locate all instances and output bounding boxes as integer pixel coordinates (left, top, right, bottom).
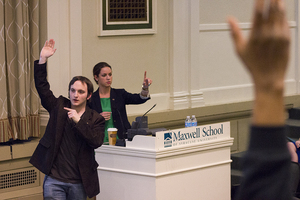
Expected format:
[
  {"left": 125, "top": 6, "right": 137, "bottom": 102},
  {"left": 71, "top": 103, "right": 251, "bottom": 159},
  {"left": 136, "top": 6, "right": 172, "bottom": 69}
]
[{"left": 43, "top": 175, "right": 87, "bottom": 200}]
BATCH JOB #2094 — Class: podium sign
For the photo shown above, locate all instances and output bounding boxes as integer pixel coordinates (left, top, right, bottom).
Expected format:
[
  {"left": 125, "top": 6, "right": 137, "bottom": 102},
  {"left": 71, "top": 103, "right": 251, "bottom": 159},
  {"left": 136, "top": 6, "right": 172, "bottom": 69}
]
[
  {"left": 126, "top": 122, "right": 230, "bottom": 150},
  {"left": 159, "top": 122, "right": 229, "bottom": 149}
]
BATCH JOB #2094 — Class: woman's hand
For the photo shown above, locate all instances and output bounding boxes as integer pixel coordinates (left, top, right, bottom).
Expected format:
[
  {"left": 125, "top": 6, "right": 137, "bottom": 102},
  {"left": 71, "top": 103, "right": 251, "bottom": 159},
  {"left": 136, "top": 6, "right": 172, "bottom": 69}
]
[
  {"left": 141, "top": 71, "right": 152, "bottom": 97},
  {"left": 39, "top": 39, "right": 57, "bottom": 64},
  {"left": 100, "top": 112, "right": 111, "bottom": 121},
  {"left": 142, "top": 71, "right": 152, "bottom": 90}
]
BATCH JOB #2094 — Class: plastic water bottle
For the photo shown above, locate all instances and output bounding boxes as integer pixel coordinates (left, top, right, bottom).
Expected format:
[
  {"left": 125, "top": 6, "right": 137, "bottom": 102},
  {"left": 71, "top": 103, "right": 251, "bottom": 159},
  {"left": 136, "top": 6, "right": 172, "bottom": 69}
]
[
  {"left": 191, "top": 115, "right": 197, "bottom": 126},
  {"left": 185, "top": 116, "right": 191, "bottom": 127}
]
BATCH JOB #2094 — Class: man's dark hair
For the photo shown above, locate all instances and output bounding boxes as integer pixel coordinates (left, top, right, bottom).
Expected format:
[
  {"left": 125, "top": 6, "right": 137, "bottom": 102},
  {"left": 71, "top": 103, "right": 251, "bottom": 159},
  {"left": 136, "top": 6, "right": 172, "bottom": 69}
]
[
  {"left": 68, "top": 76, "right": 94, "bottom": 102},
  {"left": 93, "top": 62, "right": 112, "bottom": 84}
]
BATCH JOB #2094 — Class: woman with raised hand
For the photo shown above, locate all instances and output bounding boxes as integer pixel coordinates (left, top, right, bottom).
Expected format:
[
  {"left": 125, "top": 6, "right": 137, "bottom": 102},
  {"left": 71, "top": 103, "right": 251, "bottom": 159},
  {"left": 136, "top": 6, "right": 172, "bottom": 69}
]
[{"left": 89, "top": 62, "right": 152, "bottom": 144}]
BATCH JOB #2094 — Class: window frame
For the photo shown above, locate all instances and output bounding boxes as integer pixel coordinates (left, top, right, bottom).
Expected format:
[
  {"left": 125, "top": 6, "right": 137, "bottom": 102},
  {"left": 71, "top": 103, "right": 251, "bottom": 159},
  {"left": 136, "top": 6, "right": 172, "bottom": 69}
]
[{"left": 97, "top": 0, "right": 157, "bottom": 36}]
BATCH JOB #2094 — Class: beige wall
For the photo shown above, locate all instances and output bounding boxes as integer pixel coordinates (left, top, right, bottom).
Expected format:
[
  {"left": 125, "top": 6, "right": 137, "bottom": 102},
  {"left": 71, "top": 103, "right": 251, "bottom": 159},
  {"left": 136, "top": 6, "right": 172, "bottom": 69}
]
[{"left": 2, "top": 1, "right": 300, "bottom": 198}]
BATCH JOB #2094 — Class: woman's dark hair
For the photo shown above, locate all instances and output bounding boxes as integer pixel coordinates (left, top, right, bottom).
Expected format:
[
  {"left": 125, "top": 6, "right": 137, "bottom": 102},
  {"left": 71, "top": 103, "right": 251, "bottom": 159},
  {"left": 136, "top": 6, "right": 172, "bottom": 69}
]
[
  {"left": 93, "top": 62, "right": 112, "bottom": 84},
  {"left": 68, "top": 76, "right": 94, "bottom": 102}
]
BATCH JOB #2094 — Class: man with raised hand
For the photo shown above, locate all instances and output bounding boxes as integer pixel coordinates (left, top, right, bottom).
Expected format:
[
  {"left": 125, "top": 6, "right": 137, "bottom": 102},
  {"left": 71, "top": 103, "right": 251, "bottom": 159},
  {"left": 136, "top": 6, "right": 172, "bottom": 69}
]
[
  {"left": 30, "top": 39, "right": 105, "bottom": 200},
  {"left": 228, "top": 0, "right": 292, "bottom": 199}
]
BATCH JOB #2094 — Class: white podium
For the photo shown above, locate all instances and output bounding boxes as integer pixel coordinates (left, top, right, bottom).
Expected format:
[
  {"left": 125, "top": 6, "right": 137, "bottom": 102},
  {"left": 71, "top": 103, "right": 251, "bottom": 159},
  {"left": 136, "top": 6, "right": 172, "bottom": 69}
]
[{"left": 95, "top": 122, "right": 233, "bottom": 200}]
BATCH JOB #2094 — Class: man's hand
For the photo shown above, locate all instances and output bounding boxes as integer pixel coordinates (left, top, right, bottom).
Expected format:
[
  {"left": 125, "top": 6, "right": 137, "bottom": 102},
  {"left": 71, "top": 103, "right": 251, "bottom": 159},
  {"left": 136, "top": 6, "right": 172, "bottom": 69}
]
[
  {"left": 39, "top": 39, "right": 57, "bottom": 64},
  {"left": 295, "top": 141, "right": 300, "bottom": 149},
  {"left": 228, "top": 0, "right": 290, "bottom": 90},
  {"left": 228, "top": 0, "right": 290, "bottom": 126},
  {"left": 64, "top": 107, "right": 81, "bottom": 123}
]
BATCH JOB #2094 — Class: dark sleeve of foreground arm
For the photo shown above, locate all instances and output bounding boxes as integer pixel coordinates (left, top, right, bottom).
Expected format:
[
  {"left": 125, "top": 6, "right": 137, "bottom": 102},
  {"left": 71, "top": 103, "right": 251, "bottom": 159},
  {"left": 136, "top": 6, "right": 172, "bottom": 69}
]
[
  {"left": 34, "top": 60, "right": 57, "bottom": 112},
  {"left": 235, "top": 126, "right": 292, "bottom": 200}
]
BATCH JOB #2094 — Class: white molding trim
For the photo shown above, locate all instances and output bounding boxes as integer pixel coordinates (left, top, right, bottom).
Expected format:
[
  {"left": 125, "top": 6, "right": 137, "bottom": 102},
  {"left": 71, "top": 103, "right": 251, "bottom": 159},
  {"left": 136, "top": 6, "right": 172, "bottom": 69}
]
[
  {"left": 170, "top": 91, "right": 190, "bottom": 110},
  {"left": 98, "top": 159, "right": 232, "bottom": 177},
  {"left": 70, "top": 0, "right": 83, "bottom": 77},
  {"left": 201, "top": 84, "right": 254, "bottom": 105},
  {"left": 169, "top": 1, "right": 190, "bottom": 110},
  {"left": 190, "top": 90, "right": 204, "bottom": 108},
  {"left": 199, "top": 21, "right": 296, "bottom": 32},
  {"left": 170, "top": 90, "right": 204, "bottom": 110},
  {"left": 200, "top": 79, "right": 297, "bottom": 106}
]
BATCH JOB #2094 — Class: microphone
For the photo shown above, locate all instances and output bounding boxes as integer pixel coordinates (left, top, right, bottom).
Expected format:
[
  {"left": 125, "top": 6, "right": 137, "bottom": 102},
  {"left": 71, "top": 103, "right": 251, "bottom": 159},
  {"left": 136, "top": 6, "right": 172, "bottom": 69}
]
[
  {"left": 142, "top": 104, "right": 156, "bottom": 117},
  {"left": 128, "top": 104, "right": 157, "bottom": 141},
  {"left": 135, "top": 104, "right": 156, "bottom": 129}
]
